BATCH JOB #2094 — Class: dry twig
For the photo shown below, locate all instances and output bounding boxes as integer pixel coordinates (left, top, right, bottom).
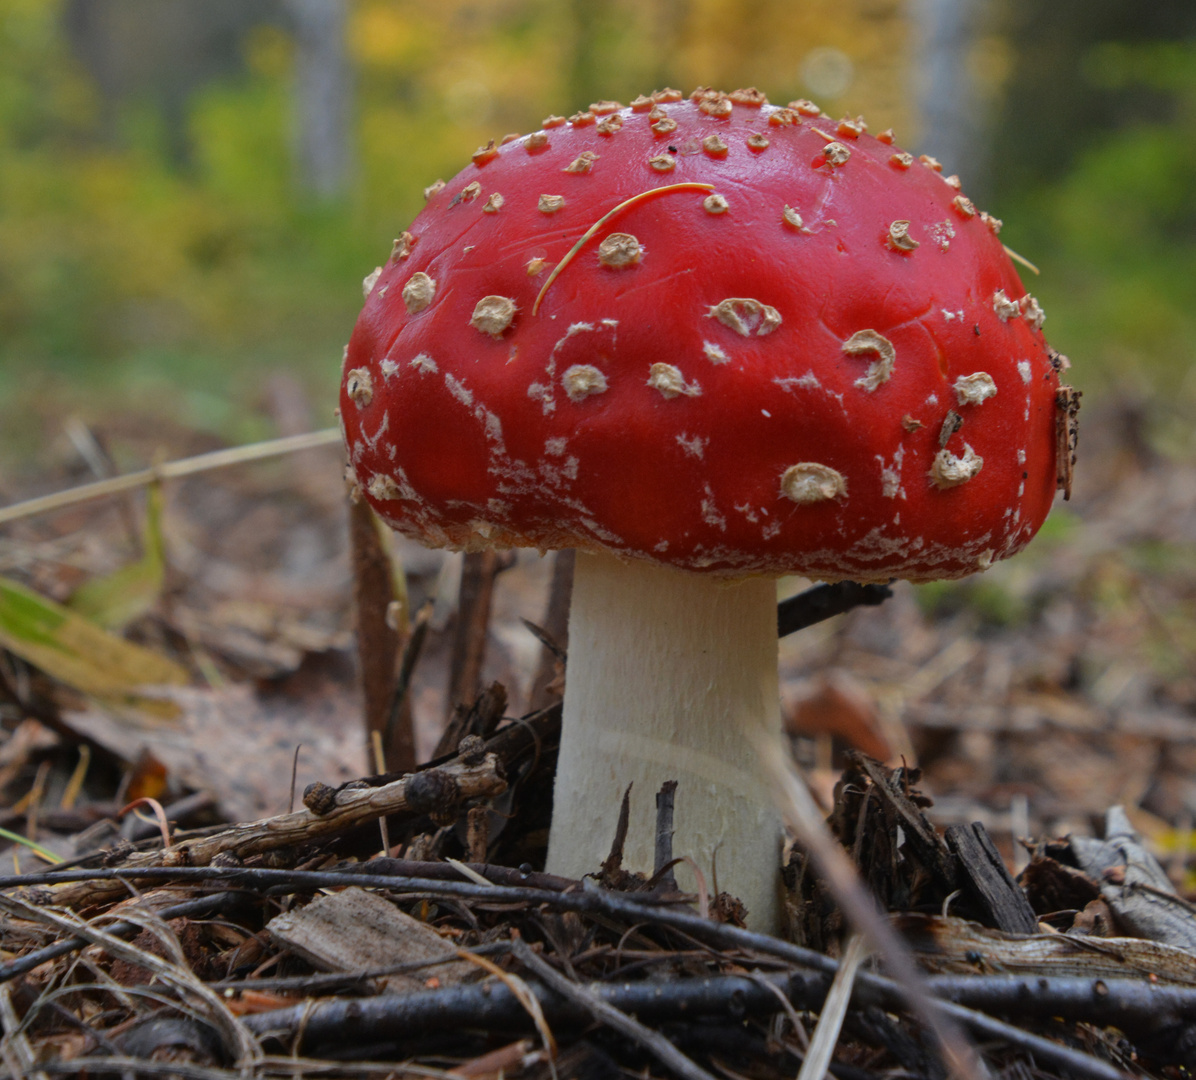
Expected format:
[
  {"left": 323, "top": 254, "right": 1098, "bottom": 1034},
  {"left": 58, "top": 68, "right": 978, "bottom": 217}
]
[
  {"left": 29, "top": 754, "right": 507, "bottom": 909},
  {"left": 510, "top": 935, "right": 717, "bottom": 1080},
  {"left": 0, "top": 865, "right": 1130, "bottom": 1079}
]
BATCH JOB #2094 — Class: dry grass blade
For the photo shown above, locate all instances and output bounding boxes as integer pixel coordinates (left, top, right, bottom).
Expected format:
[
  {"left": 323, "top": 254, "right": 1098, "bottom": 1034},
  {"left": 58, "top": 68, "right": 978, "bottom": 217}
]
[
  {"left": 746, "top": 973, "right": 808, "bottom": 1050},
  {"left": 455, "top": 946, "right": 558, "bottom": 1076},
  {"left": 796, "top": 933, "right": 868, "bottom": 1080},
  {"left": 445, "top": 856, "right": 495, "bottom": 888},
  {"left": 0, "top": 893, "right": 262, "bottom": 1073},
  {"left": 0, "top": 980, "right": 47, "bottom": 1080},
  {"left": 58, "top": 745, "right": 91, "bottom": 812},
  {"left": 0, "top": 429, "right": 341, "bottom": 526},
  {"left": 744, "top": 724, "right": 990, "bottom": 1080},
  {"left": 510, "top": 936, "right": 717, "bottom": 1080},
  {"left": 119, "top": 796, "right": 173, "bottom": 849},
  {"left": 1002, "top": 244, "right": 1040, "bottom": 275}
]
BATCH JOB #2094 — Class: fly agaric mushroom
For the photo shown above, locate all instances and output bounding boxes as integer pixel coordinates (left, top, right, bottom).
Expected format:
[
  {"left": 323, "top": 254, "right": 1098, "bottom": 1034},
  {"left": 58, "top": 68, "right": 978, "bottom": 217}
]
[{"left": 340, "top": 88, "right": 1075, "bottom": 931}]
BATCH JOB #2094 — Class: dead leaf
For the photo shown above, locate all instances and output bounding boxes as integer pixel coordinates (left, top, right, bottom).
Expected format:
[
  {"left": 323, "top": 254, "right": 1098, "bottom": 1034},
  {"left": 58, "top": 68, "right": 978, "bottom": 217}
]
[
  {"left": 0, "top": 575, "right": 187, "bottom": 719},
  {"left": 784, "top": 672, "right": 892, "bottom": 761}
]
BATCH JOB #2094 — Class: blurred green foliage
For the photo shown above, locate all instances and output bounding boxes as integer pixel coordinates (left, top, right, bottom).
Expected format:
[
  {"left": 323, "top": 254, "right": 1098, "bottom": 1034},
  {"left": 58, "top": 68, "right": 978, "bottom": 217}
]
[
  {"left": 0, "top": 0, "right": 910, "bottom": 459},
  {"left": 996, "top": 38, "right": 1196, "bottom": 402},
  {"left": 914, "top": 508, "right": 1081, "bottom": 631},
  {"left": 0, "top": 3, "right": 373, "bottom": 455},
  {"left": 0, "top": 0, "right": 1194, "bottom": 469}
]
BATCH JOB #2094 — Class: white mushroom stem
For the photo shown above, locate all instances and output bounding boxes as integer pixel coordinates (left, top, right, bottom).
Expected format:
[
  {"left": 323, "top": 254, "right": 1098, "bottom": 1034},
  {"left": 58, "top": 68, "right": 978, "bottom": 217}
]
[{"left": 546, "top": 551, "right": 783, "bottom": 931}]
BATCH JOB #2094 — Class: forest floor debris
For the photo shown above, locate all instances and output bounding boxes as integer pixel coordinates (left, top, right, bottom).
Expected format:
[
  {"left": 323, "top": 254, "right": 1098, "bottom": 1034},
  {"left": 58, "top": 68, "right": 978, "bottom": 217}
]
[{"left": 1, "top": 394, "right": 1195, "bottom": 1075}]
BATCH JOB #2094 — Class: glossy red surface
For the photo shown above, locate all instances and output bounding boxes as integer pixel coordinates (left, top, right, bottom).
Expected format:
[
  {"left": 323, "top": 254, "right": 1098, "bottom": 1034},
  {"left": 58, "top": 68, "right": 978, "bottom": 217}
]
[{"left": 341, "top": 91, "right": 1064, "bottom": 581}]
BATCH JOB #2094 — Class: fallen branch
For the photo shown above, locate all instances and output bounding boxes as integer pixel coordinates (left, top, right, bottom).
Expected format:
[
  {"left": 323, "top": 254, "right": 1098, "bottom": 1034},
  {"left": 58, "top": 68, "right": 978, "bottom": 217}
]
[
  {"left": 510, "top": 936, "right": 717, "bottom": 1080},
  {"left": 24, "top": 754, "right": 506, "bottom": 909},
  {"left": 0, "top": 865, "right": 1130, "bottom": 1078},
  {"left": 240, "top": 953, "right": 1127, "bottom": 1080},
  {"left": 777, "top": 582, "right": 892, "bottom": 637}
]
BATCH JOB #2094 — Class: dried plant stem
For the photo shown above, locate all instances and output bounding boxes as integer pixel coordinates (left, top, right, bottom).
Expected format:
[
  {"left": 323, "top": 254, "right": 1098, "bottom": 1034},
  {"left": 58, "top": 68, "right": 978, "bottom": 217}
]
[
  {"left": 349, "top": 496, "right": 414, "bottom": 774},
  {"left": 0, "top": 980, "right": 44, "bottom": 1080},
  {"left": 456, "top": 946, "right": 558, "bottom": 1072},
  {"left": 0, "top": 892, "right": 262, "bottom": 1070},
  {"left": 0, "top": 892, "right": 241, "bottom": 984},
  {"left": 445, "top": 550, "right": 505, "bottom": 722},
  {"left": 746, "top": 725, "right": 989, "bottom": 1080},
  {"left": 0, "top": 429, "right": 342, "bottom": 526},
  {"left": 796, "top": 933, "right": 868, "bottom": 1080},
  {"left": 526, "top": 549, "right": 573, "bottom": 712}
]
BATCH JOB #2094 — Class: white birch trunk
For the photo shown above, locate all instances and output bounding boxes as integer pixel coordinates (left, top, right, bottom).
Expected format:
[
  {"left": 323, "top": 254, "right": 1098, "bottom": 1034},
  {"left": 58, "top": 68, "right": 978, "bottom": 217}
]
[
  {"left": 287, "top": 0, "right": 350, "bottom": 199},
  {"left": 909, "top": 0, "right": 993, "bottom": 183},
  {"left": 546, "top": 552, "right": 783, "bottom": 932}
]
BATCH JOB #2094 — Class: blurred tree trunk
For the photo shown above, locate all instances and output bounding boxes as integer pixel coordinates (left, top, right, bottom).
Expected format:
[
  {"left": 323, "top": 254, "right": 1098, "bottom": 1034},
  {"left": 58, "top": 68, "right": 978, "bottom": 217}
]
[
  {"left": 63, "top": 0, "right": 277, "bottom": 168},
  {"left": 908, "top": 0, "right": 992, "bottom": 191},
  {"left": 568, "top": 0, "right": 603, "bottom": 114},
  {"left": 287, "top": 0, "right": 351, "bottom": 199}
]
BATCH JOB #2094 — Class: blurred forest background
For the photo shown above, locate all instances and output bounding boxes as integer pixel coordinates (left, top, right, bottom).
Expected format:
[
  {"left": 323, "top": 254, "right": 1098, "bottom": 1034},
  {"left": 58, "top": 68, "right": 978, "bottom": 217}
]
[
  {"left": 1, "top": 0, "right": 1195, "bottom": 469},
  {"left": 0, "top": 0, "right": 1194, "bottom": 849}
]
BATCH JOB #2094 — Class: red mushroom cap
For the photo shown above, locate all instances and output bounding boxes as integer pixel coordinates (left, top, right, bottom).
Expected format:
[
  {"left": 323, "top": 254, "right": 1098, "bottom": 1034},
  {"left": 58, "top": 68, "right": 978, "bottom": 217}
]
[{"left": 341, "top": 89, "right": 1072, "bottom": 582}]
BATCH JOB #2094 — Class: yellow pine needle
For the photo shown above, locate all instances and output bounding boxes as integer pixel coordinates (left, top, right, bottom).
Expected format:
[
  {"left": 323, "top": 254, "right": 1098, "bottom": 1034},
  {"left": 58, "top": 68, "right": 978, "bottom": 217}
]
[
  {"left": 59, "top": 745, "right": 91, "bottom": 811},
  {"left": 533, "top": 182, "right": 715, "bottom": 315},
  {"left": 445, "top": 856, "right": 495, "bottom": 887},
  {"left": 1003, "top": 244, "right": 1041, "bottom": 276}
]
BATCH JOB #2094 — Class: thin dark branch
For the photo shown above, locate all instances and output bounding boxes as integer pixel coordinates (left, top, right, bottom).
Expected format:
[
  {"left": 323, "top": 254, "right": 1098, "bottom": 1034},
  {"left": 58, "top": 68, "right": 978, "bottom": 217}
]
[
  {"left": 653, "top": 780, "right": 679, "bottom": 892},
  {"left": 510, "top": 937, "right": 718, "bottom": 1080},
  {"left": 600, "top": 784, "right": 633, "bottom": 880},
  {"left": 238, "top": 966, "right": 824, "bottom": 1047},
  {"left": 928, "top": 972, "right": 1196, "bottom": 1031},
  {"left": 238, "top": 958, "right": 1127, "bottom": 1080},
  {"left": 777, "top": 582, "right": 893, "bottom": 638},
  {"left": 0, "top": 864, "right": 1132, "bottom": 1079}
]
